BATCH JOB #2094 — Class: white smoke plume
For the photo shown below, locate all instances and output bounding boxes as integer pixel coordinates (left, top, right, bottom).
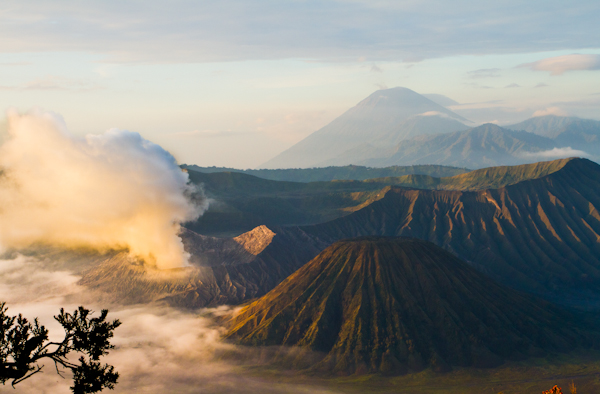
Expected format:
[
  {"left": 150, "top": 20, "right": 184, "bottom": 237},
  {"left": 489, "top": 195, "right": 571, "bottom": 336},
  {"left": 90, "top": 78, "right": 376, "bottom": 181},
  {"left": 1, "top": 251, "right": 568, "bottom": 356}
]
[{"left": 0, "top": 110, "right": 205, "bottom": 269}]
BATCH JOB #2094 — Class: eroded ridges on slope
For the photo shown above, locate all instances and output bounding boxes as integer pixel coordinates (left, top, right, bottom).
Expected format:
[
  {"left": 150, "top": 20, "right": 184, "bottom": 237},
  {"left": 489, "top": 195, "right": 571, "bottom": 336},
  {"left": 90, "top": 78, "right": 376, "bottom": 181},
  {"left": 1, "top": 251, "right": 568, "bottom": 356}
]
[
  {"left": 300, "top": 159, "right": 600, "bottom": 298},
  {"left": 226, "top": 238, "right": 586, "bottom": 374},
  {"left": 78, "top": 225, "right": 327, "bottom": 308}
]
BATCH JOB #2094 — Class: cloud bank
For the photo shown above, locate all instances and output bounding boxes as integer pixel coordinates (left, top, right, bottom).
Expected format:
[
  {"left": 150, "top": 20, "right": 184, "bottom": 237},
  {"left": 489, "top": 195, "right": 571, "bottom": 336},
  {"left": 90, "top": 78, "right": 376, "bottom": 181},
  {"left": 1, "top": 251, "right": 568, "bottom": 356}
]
[
  {"left": 0, "top": 1, "right": 598, "bottom": 63},
  {"left": 519, "top": 54, "right": 600, "bottom": 75},
  {"left": 0, "top": 111, "right": 205, "bottom": 269},
  {"left": 519, "top": 147, "right": 590, "bottom": 159},
  {"left": 0, "top": 255, "right": 340, "bottom": 394},
  {"left": 532, "top": 106, "right": 568, "bottom": 117}
]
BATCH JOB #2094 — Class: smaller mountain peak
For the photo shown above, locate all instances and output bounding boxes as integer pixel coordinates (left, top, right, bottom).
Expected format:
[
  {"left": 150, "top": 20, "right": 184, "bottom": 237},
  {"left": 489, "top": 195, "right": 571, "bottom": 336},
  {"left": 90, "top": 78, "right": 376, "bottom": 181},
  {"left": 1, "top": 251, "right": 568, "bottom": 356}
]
[
  {"left": 233, "top": 225, "right": 276, "bottom": 255},
  {"left": 226, "top": 236, "right": 584, "bottom": 374},
  {"left": 474, "top": 122, "right": 503, "bottom": 128}
]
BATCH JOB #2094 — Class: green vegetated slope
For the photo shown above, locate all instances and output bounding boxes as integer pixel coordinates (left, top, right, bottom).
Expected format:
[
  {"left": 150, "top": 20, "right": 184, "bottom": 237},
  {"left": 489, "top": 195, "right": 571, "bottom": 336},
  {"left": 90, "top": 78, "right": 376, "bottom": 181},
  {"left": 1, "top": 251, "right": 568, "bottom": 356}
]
[
  {"left": 182, "top": 163, "right": 469, "bottom": 182},
  {"left": 366, "top": 157, "right": 573, "bottom": 191},
  {"left": 436, "top": 157, "right": 572, "bottom": 190},
  {"left": 226, "top": 237, "right": 588, "bottom": 374},
  {"left": 301, "top": 158, "right": 600, "bottom": 302}
]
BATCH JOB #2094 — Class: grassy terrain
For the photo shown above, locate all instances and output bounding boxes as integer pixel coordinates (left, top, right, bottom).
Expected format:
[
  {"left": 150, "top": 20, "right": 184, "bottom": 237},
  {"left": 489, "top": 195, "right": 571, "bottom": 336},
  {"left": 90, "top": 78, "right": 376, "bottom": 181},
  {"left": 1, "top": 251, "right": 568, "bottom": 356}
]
[
  {"left": 235, "top": 351, "right": 600, "bottom": 393},
  {"left": 365, "top": 157, "right": 573, "bottom": 191}
]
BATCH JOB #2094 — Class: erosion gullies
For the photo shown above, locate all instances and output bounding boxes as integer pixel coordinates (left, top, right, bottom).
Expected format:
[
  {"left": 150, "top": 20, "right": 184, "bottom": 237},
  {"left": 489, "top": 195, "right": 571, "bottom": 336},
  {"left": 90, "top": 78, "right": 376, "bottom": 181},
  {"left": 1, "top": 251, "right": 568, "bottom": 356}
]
[
  {"left": 70, "top": 158, "right": 600, "bottom": 309},
  {"left": 226, "top": 237, "right": 588, "bottom": 374},
  {"left": 296, "top": 158, "right": 600, "bottom": 303},
  {"left": 79, "top": 225, "right": 327, "bottom": 308},
  {"left": 184, "top": 159, "right": 570, "bottom": 237}
]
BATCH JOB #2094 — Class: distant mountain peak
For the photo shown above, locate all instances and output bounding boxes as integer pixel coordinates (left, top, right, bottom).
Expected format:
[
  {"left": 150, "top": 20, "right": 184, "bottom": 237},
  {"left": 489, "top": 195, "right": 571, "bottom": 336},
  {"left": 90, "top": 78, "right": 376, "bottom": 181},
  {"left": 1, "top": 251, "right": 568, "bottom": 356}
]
[
  {"left": 353, "top": 87, "right": 463, "bottom": 116},
  {"left": 259, "top": 87, "right": 468, "bottom": 169}
]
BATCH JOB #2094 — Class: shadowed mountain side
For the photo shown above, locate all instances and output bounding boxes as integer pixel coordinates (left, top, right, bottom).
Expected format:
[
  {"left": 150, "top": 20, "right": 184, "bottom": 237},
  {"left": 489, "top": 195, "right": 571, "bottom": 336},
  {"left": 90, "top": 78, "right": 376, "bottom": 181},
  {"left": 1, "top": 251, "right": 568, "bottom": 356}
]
[
  {"left": 226, "top": 237, "right": 588, "bottom": 374},
  {"left": 324, "top": 124, "right": 556, "bottom": 169},
  {"left": 373, "top": 114, "right": 469, "bottom": 147},
  {"left": 181, "top": 164, "right": 469, "bottom": 183},
  {"left": 185, "top": 170, "right": 387, "bottom": 236},
  {"left": 186, "top": 158, "right": 576, "bottom": 237},
  {"left": 79, "top": 226, "right": 328, "bottom": 308},
  {"left": 295, "top": 158, "right": 600, "bottom": 303},
  {"left": 260, "top": 87, "right": 467, "bottom": 169},
  {"left": 185, "top": 169, "right": 414, "bottom": 236}
]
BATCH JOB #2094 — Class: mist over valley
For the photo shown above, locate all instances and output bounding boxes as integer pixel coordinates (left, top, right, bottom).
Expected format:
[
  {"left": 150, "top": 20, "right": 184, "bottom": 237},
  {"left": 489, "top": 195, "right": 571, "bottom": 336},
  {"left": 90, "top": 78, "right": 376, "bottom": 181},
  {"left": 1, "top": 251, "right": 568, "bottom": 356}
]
[{"left": 2, "top": 2, "right": 600, "bottom": 391}]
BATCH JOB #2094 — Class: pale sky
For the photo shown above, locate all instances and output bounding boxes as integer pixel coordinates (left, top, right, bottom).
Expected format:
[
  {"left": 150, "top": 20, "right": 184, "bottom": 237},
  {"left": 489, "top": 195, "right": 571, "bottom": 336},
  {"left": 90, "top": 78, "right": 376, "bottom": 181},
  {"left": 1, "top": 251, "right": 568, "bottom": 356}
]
[{"left": 1, "top": 0, "right": 599, "bottom": 168}]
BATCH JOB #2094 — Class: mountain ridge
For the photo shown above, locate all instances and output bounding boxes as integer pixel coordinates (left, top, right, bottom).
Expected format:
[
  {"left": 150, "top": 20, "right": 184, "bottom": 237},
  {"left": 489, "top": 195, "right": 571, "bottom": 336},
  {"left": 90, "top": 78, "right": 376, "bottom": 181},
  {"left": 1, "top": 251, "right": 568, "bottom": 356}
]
[
  {"left": 295, "top": 158, "right": 600, "bottom": 303},
  {"left": 324, "top": 123, "right": 557, "bottom": 169}
]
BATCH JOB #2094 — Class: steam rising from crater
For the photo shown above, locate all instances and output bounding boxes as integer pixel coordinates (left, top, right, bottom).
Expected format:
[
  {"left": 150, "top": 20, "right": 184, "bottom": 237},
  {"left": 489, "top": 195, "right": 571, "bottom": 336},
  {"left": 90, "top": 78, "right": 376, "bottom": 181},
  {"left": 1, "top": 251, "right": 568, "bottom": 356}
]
[{"left": 0, "top": 110, "right": 205, "bottom": 269}]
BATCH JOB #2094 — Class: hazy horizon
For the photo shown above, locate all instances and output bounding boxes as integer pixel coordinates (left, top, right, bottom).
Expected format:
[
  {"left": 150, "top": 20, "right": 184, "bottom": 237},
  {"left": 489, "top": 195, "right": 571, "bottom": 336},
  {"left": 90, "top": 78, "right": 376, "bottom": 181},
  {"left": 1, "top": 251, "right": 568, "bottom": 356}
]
[{"left": 0, "top": 1, "right": 599, "bottom": 168}]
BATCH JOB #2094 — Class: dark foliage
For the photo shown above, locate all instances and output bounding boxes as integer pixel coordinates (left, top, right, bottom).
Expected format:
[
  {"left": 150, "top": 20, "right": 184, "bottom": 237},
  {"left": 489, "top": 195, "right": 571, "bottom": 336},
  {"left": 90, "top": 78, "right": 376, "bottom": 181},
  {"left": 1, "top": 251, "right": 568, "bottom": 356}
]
[{"left": 0, "top": 303, "right": 121, "bottom": 393}]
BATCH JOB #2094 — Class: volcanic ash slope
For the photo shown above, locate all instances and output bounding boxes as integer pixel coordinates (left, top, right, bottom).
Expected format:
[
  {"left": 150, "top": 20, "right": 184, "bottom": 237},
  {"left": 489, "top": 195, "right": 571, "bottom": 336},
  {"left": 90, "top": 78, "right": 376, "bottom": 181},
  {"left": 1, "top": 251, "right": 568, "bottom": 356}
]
[{"left": 226, "top": 237, "right": 589, "bottom": 374}]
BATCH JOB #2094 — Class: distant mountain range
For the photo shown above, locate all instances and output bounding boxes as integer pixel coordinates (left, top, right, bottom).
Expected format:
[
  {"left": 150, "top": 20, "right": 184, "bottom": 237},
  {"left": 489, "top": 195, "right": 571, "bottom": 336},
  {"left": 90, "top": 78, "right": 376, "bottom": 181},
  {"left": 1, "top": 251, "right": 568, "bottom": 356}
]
[
  {"left": 260, "top": 87, "right": 470, "bottom": 169},
  {"left": 184, "top": 158, "right": 570, "bottom": 236},
  {"left": 181, "top": 163, "right": 469, "bottom": 183},
  {"left": 259, "top": 87, "right": 600, "bottom": 169}
]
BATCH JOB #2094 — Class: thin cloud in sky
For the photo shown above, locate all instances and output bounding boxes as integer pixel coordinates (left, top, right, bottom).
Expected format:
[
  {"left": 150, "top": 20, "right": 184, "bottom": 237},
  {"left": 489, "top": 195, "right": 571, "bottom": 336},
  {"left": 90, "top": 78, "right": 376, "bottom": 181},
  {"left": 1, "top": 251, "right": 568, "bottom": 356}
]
[
  {"left": 0, "top": 75, "right": 102, "bottom": 91},
  {"left": 532, "top": 106, "right": 568, "bottom": 117},
  {"left": 467, "top": 68, "right": 501, "bottom": 79},
  {"left": 519, "top": 54, "right": 600, "bottom": 75},
  {"left": 0, "top": 1, "right": 598, "bottom": 63},
  {"left": 370, "top": 64, "right": 383, "bottom": 73},
  {"left": 519, "top": 147, "right": 590, "bottom": 159}
]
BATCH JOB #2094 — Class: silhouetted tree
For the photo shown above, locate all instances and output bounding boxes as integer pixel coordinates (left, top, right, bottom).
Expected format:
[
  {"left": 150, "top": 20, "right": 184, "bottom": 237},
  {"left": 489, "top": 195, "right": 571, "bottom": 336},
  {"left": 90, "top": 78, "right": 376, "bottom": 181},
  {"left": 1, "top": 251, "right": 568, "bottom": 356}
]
[{"left": 0, "top": 303, "right": 121, "bottom": 393}]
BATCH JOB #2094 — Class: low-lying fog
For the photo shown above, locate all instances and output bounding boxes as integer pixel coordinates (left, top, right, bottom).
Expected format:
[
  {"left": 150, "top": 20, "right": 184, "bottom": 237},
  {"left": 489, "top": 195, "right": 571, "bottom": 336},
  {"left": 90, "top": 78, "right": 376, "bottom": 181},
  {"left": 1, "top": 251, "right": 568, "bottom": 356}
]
[{"left": 0, "top": 254, "right": 340, "bottom": 394}]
